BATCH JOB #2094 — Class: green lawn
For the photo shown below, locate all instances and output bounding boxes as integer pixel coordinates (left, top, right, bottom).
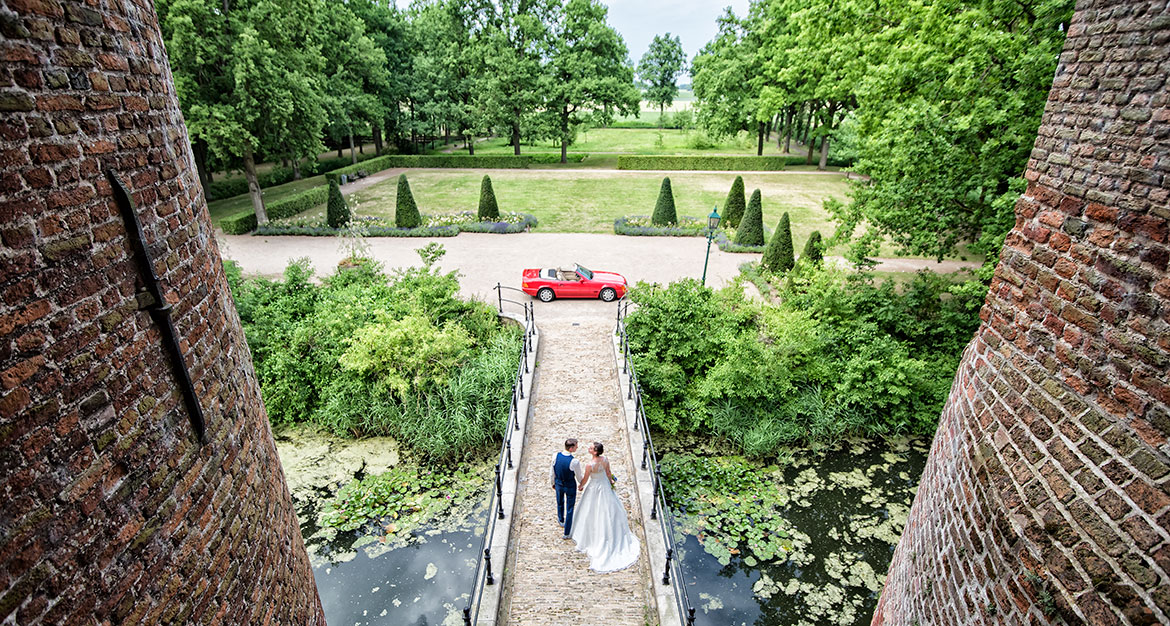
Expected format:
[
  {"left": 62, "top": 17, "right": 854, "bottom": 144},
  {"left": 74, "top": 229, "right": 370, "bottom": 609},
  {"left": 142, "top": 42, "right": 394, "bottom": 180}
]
[
  {"left": 344, "top": 169, "right": 850, "bottom": 246},
  {"left": 466, "top": 128, "right": 801, "bottom": 157},
  {"left": 205, "top": 174, "right": 327, "bottom": 222}
]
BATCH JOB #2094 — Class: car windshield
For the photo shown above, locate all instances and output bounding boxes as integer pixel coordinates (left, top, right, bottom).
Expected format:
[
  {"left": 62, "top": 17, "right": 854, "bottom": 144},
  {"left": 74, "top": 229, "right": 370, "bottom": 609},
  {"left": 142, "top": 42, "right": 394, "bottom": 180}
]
[{"left": 575, "top": 264, "right": 593, "bottom": 279}]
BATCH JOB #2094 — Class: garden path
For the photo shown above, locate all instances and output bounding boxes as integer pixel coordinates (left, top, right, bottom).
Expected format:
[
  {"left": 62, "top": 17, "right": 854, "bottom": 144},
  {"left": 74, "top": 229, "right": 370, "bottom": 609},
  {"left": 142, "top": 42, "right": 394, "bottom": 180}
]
[{"left": 499, "top": 313, "right": 651, "bottom": 626}]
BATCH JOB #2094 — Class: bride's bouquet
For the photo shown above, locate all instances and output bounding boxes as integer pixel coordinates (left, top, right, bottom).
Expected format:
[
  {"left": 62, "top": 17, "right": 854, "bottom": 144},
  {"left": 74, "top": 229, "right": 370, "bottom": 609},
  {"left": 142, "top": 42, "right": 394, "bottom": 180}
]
[{"left": 610, "top": 473, "right": 618, "bottom": 491}]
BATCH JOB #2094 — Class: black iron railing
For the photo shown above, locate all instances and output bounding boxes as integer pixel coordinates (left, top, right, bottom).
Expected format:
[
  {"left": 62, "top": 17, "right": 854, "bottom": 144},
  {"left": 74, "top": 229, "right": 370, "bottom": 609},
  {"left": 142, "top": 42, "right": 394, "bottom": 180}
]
[
  {"left": 462, "top": 286, "right": 536, "bottom": 625},
  {"left": 615, "top": 301, "right": 696, "bottom": 626}
]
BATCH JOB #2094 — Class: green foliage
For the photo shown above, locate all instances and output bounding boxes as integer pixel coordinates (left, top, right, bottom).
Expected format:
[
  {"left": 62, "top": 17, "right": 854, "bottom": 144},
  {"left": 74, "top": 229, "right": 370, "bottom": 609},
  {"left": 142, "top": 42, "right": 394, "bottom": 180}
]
[
  {"left": 800, "top": 230, "right": 824, "bottom": 265},
  {"left": 395, "top": 174, "right": 421, "bottom": 228},
  {"left": 734, "top": 189, "right": 765, "bottom": 246},
  {"left": 477, "top": 175, "right": 500, "bottom": 220},
  {"left": 651, "top": 177, "right": 678, "bottom": 226},
  {"left": 624, "top": 266, "right": 986, "bottom": 454},
  {"left": 330, "top": 155, "right": 535, "bottom": 179},
  {"left": 225, "top": 255, "right": 520, "bottom": 460},
  {"left": 638, "top": 33, "right": 686, "bottom": 115},
  {"left": 722, "top": 175, "right": 745, "bottom": 228},
  {"left": 761, "top": 212, "right": 794, "bottom": 273},
  {"left": 326, "top": 177, "right": 350, "bottom": 228},
  {"left": 219, "top": 185, "right": 330, "bottom": 234},
  {"left": 616, "top": 155, "right": 788, "bottom": 171}
]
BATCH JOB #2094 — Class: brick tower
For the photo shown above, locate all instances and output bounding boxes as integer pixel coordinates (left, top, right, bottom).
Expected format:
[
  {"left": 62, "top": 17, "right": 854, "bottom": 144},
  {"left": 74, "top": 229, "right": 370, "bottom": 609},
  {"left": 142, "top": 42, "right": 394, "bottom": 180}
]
[
  {"left": 874, "top": 1, "right": 1169, "bottom": 624},
  {"left": 0, "top": 0, "right": 325, "bottom": 623}
]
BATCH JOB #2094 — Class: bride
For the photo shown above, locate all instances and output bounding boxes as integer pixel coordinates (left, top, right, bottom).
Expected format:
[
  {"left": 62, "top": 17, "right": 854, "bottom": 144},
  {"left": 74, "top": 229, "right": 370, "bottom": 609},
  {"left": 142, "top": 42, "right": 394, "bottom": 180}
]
[{"left": 569, "top": 442, "right": 640, "bottom": 572}]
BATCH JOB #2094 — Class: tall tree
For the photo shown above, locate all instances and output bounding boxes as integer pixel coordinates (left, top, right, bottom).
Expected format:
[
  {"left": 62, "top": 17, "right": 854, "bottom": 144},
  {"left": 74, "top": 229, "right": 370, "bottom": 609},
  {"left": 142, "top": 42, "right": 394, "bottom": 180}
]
[
  {"left": 638, "top": 33, "right": 686, "bottom": 119},
  {"left": 348, "top": 0, "right": 414, "bottom": 155},
  {"left": 319, "top": 4, "right": 389, "bottom": 164},
  {"left": 159, "top": 0, "right": 326, "bottom": 222},
  {"left": 544, "top": 0, "right": 640, "bottom": 163},
  {"left": 479, "top": 0, "right": 557, "bottom": 155}
]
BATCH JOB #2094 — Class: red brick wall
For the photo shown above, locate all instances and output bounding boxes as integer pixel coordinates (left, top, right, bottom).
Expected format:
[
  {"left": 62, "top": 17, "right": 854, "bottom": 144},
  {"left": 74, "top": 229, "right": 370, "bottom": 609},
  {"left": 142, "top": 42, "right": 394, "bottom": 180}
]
[
  {"left": 0, "top": 0, "right": 324, "bottom": 623},
  {"left": 873, "top": 1, "right": 1169, "bottom": 624}
]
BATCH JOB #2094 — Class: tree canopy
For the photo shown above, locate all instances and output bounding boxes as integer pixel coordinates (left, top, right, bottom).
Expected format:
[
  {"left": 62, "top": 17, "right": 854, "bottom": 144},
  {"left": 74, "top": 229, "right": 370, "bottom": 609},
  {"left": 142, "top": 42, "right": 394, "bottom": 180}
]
[{"left": 638, "top": 33, "right": 686, "bottom": 117}]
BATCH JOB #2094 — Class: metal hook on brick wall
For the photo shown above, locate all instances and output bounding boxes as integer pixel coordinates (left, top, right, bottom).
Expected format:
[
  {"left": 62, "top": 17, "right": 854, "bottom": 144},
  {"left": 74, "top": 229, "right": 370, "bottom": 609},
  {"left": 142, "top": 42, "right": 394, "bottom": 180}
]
[{"left": 107, "top": 170, "right": 207, "bottom": 444}]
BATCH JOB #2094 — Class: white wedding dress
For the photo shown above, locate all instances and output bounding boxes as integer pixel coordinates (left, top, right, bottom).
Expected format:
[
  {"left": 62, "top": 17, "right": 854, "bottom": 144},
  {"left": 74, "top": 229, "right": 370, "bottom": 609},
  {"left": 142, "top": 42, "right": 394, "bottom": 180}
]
[{"left": 569, "top": 458, "right": 640, "bottom": 573}]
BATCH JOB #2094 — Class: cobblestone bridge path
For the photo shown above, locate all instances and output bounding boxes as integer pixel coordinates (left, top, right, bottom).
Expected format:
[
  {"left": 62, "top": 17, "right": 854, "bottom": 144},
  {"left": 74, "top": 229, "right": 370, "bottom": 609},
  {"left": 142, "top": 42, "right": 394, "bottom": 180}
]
[{"left": 500, "top": 307, "right": 651, "bottom": 626}]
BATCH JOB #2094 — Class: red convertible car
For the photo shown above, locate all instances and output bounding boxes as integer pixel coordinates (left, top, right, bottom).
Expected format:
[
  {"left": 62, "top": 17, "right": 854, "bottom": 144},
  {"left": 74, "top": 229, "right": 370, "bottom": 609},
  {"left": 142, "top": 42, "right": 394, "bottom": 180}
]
[{"left": 522, "top": 264, "right": 628, "bottom": 302}]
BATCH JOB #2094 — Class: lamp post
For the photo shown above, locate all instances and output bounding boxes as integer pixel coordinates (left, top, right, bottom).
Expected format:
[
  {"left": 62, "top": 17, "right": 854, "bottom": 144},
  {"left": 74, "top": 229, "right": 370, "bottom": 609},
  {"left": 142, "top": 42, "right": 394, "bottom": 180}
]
[{"left": 701, "top": 206, "right": 721, "bottom": 285}]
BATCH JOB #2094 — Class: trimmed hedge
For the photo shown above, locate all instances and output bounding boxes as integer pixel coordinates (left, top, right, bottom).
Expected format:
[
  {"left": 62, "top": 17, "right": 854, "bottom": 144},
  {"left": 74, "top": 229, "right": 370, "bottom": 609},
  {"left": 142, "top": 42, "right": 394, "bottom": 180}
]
[
  {"left": 478, "top": 175, "right": 499, "bottom": 220},
  {"left": 651, "top": 177, "right": 678, "bottom": 226},
  {"left": 220, "top": 186, "right": 329, "bottom": 235},
  {"left": 529, "top": 153, "right": 589, "bottom": 164},
  {"left": 735, "top": 189, "right": 765, "bottom": 246},
  {"left": 329, "top": 154, "right": 535, "bottom": 179},
  {"left": 395, "top": 174, "right": 421, "bottom": 228},
  {"left": 761, "top": 211, "right": 794, "bottom": 272},
  {"left": 253, "top": 223, "right": 459, "bottom": 237},
  {"left": 616, "top": 156, "right": 789, "bottom": 171},
  {"left": 206, "top": 150, "right": 384, "bottom": 202},
  {"left": 326, "top": 177, "right": 349, "bottom": 228},
  {"left": 723, "top": 175, "right": 745, "bottom": 228}
]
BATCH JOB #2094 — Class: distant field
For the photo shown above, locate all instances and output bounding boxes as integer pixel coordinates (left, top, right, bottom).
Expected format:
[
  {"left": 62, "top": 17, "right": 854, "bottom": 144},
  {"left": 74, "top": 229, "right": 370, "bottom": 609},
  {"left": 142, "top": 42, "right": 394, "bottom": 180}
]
[
  {"left": 467, "top": 128, "right": 801, "bottom": 157},
  {"left": 343, "top": 169, "right": 850, "bottom": 243}
]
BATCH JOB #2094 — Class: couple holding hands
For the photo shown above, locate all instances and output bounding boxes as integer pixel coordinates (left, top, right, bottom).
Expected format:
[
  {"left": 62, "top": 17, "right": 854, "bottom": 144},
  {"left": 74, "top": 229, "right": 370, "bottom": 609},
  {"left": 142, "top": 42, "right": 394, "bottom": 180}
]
[{"left": 551, "top": 438, "right": 640, "bottom": 573}]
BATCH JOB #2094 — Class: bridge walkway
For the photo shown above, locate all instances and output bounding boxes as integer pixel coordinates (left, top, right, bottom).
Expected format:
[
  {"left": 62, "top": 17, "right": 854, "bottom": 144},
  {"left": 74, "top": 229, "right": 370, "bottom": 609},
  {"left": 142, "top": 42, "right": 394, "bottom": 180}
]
[{"left": 499, "top": 314, "right": 651, "bottom": 626}]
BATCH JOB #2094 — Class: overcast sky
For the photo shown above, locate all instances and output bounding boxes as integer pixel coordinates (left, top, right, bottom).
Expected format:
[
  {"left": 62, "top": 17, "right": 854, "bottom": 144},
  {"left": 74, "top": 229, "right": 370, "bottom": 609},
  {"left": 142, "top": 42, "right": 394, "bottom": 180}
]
[
  {"left": 392, "top": 0, "right": 751, "bottom": 82},
  {"left": 603, "top": 0, "right": 749, "bottom": 78}
]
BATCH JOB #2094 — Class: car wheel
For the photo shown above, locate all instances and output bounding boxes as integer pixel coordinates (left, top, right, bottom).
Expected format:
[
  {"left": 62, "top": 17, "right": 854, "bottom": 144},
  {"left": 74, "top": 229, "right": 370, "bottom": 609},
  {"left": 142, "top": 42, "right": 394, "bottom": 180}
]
[
  {"left": 538, "top": 288, "right": 556, "bottom": 302},
  {"left": 599, "top": 288, "right": 617, "bottom": 302}
]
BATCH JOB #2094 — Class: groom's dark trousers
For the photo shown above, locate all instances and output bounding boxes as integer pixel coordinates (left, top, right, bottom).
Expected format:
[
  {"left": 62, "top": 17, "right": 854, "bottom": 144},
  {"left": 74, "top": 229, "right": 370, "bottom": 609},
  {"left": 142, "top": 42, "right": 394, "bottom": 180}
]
[{"left": 553, "top": 452, "right": 577, "bottom": 536}]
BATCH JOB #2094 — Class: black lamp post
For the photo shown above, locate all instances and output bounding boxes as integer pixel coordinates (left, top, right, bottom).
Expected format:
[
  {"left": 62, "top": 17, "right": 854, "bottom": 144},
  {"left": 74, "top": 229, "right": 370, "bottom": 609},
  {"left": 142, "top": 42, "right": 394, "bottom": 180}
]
[{"left": 701, "top": 206, "right": 721, "bottom": 285}]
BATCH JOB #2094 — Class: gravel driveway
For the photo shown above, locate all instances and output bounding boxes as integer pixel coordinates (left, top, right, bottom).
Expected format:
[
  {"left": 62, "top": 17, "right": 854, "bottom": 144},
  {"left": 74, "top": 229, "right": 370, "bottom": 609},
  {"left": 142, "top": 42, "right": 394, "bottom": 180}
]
[{"left": 217, "top": 232, "right": 978, "bottom": 322}]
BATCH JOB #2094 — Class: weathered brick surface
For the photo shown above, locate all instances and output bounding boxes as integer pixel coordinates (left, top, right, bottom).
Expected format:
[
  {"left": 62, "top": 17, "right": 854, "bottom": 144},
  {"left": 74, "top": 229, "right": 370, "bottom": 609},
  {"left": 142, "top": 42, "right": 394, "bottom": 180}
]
[
  {"left": 873, "top": 1, "right": 1170, "bottom": 624},
  {"left": 0, "top": 0, "right": 324, "bottom": 623}
]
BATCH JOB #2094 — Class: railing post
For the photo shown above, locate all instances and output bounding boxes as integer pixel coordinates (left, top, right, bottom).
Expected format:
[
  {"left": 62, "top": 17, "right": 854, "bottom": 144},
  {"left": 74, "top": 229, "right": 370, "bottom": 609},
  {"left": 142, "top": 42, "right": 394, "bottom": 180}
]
[
  {"left": 496, "top": 282, "right": 502, "bottom": 312},
  {"left": 686, "top": 608, "right": 696, "bottom": 625},
  {"left": 463, "top": 607, "right": 472, "bottom": 626},
  {"left": 642, "top": 438, "right": 649, "bottom": 470},
  {"left": 663, "top": 548, "right": 673, "bottom": 585},
  {"left": 484, "top": 548, "right": 495, "bottom": 585},
  {"left": 517, "top": 363, "right": 525, "bottom": 398},
  {"left": 495, "top": 465, "right": 505, "bottom": 519},
  {"left": 506, "top": 439, "right": 513, "bottom": 469},
  {"left": 651, "top": 470, "right": 660, "bottom": 520},
  {"left": 522, "top": 333, "right": 529, "bottom": 374}
]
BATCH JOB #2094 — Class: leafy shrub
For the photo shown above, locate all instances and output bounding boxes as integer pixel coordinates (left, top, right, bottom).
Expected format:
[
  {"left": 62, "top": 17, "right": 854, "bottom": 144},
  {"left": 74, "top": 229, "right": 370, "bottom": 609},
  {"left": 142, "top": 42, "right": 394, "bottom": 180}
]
[
  {"left": 614, "top": 215, "right": 706, "bottom": 237},
  {"left": 617, "top": 155, "right": 789, "bottom": 171},
  {"left": 761, "top": 212, "right": 794, "bottom": 273},
  {"left": 478, "top": 175, "right": 500, "bottom": 220},
  {"left": 651, "top": 177, "right": 678, "bottom": 226},
  {"left": 326, "top": 177, "right": 350, "bottom": 228},
  {"left": 623, "top": 266, "right": 985, "bottom": 455},
  {"left": 734, "top": 189, "right": 765, "bottom": 246},
  {"left": 722, "top": 176, "right": 745, "bottom": 228},
  {"left": 800, "top": 231, "right": 824, "bottom": 265},
  {"left": 227, "top": 254, "right": 520, "bottom": 460},
  {"left": 396, "top": 174, "right": 421, "bottom": 228},
  {"left": 685, "top": 132, "right": 717, "bottom": 150}
]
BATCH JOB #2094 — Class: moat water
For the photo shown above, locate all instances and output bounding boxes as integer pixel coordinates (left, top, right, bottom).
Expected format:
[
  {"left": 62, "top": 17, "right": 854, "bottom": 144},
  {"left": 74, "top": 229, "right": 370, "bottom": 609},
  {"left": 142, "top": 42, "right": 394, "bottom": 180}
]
[
  {"left": 659, "top": 436, "right": 929, "bottom": 626},
  {"left": 275, "top": 428, "right": 486, "bottom": 626}
]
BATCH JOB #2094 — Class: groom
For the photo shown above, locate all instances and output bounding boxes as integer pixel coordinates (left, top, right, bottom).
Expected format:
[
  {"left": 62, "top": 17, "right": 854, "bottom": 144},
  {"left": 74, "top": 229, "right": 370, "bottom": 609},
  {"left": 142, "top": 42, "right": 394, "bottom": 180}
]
[{"left": 551, "top": 438, "right": 582, "bottom": 539}]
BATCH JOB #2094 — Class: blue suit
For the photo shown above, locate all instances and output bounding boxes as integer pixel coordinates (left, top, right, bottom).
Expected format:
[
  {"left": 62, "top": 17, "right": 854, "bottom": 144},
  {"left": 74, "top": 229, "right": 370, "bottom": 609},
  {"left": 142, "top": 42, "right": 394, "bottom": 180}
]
[{"left": 553, "top": 452, "right": 578, "bottom": 536}]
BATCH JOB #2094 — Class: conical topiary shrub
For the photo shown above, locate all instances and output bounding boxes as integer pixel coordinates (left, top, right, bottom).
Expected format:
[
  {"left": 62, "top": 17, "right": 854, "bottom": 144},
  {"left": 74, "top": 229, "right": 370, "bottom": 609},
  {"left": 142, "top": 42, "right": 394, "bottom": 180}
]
[
  {"left": 395, "top": 174, "right": 421, "bottom": 228},
  {"left": 734, "top": 189, "right": 765, "bottom": 246},
  {"left": 478, "top": 174, "right": 499, "bottom": 220},
  {"left": 761, "top": 212, "right": 795, "bottom": 272},
  {"left": 327, "top": 177, "right": 350, "bottom": 228},
  {"left": 723, "top": 175, "right": 745, "bottom": 228},
  {"left": 651, "top": 177, "right": 677, "bottom": 226},
  {"left": 800, "top": 230, "right": 824, "bottom": 265}
]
